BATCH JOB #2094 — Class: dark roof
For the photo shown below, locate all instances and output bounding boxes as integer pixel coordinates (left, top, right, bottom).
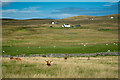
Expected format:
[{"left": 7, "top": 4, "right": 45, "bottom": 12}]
[
  {"left": 65, "top": 24, "right": 70, "bottom": 25},
  {"left": 75, "top": 25, "right": 81, "bottom": 26}
]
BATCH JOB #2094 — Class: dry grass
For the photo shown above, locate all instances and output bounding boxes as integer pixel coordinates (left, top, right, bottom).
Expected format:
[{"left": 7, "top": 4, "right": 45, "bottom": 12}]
[
  {"left": 2, "top": 26, "right": 118, "bottom": 46},
  {"left": 2, "top": 15, "right": 118, "bottom": 47},
  {"left": 2, "top": 56, "right": 118, "bottom": 78}
]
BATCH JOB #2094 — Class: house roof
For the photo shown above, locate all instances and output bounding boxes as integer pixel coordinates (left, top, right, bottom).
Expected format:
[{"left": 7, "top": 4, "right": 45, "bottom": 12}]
[{"left": 65, "top": 24, "right": 70, "bottom": 25}]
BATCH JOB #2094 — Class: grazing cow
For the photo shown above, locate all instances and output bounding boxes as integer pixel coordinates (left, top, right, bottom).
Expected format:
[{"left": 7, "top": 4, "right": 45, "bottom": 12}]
[
  {"left": 45, "top": 60, "right": 52, "bottom": 66},
  {"left": 49, "top": 26, "right": 53, "bottom": 28},
  {"left": 64, "top": 57, "right": 67, "bottom": 60},
  {"left": 10, "top": 57, "right": 14, "bottom": 60},
  {"left": 15, "top": 58, "right": 22, "bottom": 61},
  {"left": 10, "top": 57, "right": 22, "bottom": 61}
]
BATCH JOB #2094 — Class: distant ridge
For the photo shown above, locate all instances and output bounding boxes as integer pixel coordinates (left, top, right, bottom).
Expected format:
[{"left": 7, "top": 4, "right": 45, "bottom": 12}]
[
  {"left": 1, "top": 18, "right": 17, "bottom": 20},
  {"left": 28, "top": 18, "right": 55, "bottom": 20},
  {"left": 61, "top": 14, "right": 119, "bottom": 20},
  {"left": 1, "top": 18, "right": 55, "bottom": 20},
  {"left": 1, "top": 14, "right": 119, "bottom": 20},
  {"left": 62, "top": 15, "right": 95, "bottom": 20}
]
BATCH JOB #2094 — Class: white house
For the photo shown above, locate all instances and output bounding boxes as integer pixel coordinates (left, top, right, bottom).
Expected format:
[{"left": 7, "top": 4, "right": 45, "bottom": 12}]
[
  {"left": 62, "top": 24, "right": 70, "bottom": 28},
  {"left": 88, "top": 18, "right": 94, "bottom": 20},
  {"left": 110, "top": 17, "right": 114, "bottom": 19},
  {"left": 52, "top": 21, "right": 58, "bottom": 24},
  {"left": 52, "top": 22, "right": 55, "bottom": 24}
]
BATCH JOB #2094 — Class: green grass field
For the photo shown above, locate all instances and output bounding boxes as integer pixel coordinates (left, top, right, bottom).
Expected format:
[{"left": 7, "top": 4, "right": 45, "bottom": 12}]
[{"left": 2, "top": 43, "right": 119, "bottom": 56}]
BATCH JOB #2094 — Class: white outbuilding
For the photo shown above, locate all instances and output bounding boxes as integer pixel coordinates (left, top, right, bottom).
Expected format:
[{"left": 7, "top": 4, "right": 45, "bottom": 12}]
[
  {"left": 62, "top": 24, "right": 70, "bottom": 28},
  {"left": 110, "top": 17, "right": 114, "bottom": 19},
  {"left": 52, "top": 22, "right": 55, "bottom": 24},
  {"left": 51, "top": 21, "right": 58, "bottom": 24},
  {"left": 88, "top": 18, "right": 94, "bottom": 20}
]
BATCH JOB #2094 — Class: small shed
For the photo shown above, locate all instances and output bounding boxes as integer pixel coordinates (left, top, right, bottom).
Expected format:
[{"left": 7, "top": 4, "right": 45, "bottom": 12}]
[
  {"left": 52, "top": 22, "right": 55, "bottom": 24},
  {"left": 62, "top": 24, "right": 70, "bottom": 28},
  {"left": 110, "top": 17, "right": 114, "bottom": 19},
  {"left": 73, "top": 25, "right": 81, "bottom": 28},
  {"left": 51, "top": 21, "right": 58, "bottom": 24},
  {"left": 88, "top": 18, "right": 94, "bottom": 20}
]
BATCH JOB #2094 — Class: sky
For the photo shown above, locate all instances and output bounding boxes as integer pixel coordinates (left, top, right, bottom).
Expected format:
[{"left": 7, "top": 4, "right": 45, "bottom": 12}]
[
  {"left": 1, "top": 0, "right": 120, "bottom": 2},
  {"left": 1, "top": 2, "right": 119, "bottom": 19}
]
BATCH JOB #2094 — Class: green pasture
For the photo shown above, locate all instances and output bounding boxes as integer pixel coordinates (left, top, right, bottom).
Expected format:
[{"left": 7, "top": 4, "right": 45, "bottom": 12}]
[
  {"left": 2, "top": 43, "right": 119, "bottom": 56},
  {"left": 2, "top": 14, "right": 119, "bottom": 55}
]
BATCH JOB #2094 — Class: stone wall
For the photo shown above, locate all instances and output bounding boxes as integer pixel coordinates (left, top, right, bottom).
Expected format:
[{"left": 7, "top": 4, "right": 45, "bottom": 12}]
[{"left": 2, "top": 52, "right": 119, "bottom": 57}]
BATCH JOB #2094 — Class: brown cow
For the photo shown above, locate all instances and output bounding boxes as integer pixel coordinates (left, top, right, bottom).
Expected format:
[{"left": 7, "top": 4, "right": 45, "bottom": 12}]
[
  {"left": 10, "top": 57, "right": 14, "bottom": 60},
  {"left": 64, "top": 57, "right": 67, "bottom": 60},
  {"left": 10, "top": 57, "right": 22, "bottom": 61},
  {"left": 15, "top": 58, "right": 22, "bottom": 61},
  {"left": 45, "top": 60, "right": 52, "bottom": 66}
]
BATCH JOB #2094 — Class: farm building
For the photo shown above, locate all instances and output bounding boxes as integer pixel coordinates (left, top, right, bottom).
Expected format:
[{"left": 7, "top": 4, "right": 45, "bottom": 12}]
[
  {"left": 88, "top": 18, "right": 94, "bottom": 20},
  {"left": 73, "top": 25, "right": 81, "bottom": 28},
  {"left": 62, "top": 24, "right": 70, "bottom": 28},
  {"left": 110, "top": 17, "right": 114, "bottom": 19},
  {"left": 51, "top": 21, "right": 58, "bottom": 24}
]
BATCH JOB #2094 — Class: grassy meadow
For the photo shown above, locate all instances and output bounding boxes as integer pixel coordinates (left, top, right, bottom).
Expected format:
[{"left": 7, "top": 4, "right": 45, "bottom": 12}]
[
  {"left": 2, "top": 43, "right": 119, "bottom": 56},
  {"left": 2, "top": 56, "right": 118, "bottom": 78},
  {"left": 2, "top": 14, "right": 119, "bottom": 55},
  {"left": 2, "top": 14, "right": 119, "bottom": 78}
]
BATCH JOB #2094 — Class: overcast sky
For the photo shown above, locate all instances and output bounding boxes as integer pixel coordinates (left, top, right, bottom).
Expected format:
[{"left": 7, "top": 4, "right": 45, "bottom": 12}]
[{"left": 1, "top": 2, "right": 119, "bottom": 19}]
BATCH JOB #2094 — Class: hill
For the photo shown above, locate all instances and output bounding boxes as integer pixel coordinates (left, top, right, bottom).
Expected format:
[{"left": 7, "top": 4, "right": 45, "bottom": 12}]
[
  {"left": 61, "top": 14, "right": 119, "bottom": 21},
  {"left": 2, "top": 14, "right": 119, "bottom": 55},
  {"left": 1, "top": 18, "right": 17, "bottom": 20},
  {"left": 61, "top": 15, "right": 95, "bottom": 20}
]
